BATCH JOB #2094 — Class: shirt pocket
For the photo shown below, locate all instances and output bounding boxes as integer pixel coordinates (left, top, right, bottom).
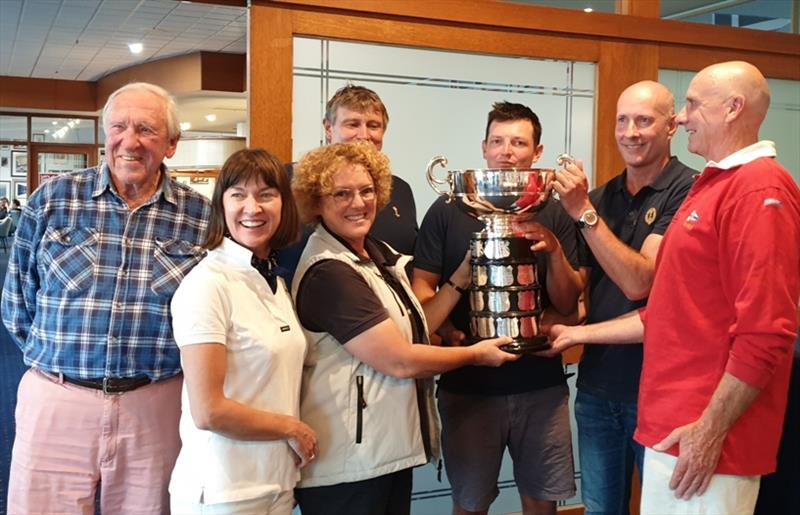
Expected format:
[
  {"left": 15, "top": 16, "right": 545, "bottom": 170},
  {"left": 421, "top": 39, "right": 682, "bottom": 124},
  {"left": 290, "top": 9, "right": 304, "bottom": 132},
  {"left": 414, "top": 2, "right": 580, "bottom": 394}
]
[
  {"left": 40, "top": 226, "right": 99, "bottom": 294},
  {"left": 151, "top": 237, "right": 205, "bottom": 297}
]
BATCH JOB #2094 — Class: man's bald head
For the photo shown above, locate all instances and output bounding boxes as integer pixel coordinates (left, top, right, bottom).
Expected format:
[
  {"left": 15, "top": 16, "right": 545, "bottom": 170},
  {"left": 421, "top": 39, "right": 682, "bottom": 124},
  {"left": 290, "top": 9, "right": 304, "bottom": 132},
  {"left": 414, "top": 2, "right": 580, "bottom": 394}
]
[
  {"left": 614, "top": 80, "right": 677, "bottom": 174},
  {"left": 677, "top": 61, "right": 771, "bottom": 162},
  {"left": 618, "top": 80, "right": 675, "bottom": 118},
  {"left": 698, "top": 61, "right": 770, "bottom": 125}
]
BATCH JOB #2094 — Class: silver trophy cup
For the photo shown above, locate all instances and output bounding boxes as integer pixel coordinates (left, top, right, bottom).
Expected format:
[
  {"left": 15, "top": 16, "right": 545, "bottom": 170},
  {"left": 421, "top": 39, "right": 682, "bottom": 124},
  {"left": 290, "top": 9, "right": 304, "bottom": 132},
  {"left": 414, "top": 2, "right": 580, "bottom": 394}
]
[{"left": 427, "top": 155, "right": 567, "bottom": 353}]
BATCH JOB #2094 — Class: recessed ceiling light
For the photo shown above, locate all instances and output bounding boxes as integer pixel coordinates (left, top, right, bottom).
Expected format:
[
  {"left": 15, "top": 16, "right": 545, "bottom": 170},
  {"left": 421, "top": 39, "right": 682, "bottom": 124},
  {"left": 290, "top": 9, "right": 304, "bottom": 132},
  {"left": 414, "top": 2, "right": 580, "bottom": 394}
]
[
  {"left": 205, "top": 114, "right": 217, "bottom": 122},
  {"left": 128, "top": 43, "right": 144, "bottom": 54},
  {"left": 51, "top": 121, "right": 58, "bottom": 125},
  {"left": 180, "top": 122, "right": 191, "bottom": 131},
  {"left": 584, "top": 7, "right": 594, "bottom": 12}
]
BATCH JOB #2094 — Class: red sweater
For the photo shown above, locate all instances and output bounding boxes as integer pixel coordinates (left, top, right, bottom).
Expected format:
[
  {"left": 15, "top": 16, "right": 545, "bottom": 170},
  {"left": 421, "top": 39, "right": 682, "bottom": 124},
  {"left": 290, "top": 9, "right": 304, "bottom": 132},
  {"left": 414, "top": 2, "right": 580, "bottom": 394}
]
[{"left": 635, "top": 154, "right": 800, "bottom": 475}]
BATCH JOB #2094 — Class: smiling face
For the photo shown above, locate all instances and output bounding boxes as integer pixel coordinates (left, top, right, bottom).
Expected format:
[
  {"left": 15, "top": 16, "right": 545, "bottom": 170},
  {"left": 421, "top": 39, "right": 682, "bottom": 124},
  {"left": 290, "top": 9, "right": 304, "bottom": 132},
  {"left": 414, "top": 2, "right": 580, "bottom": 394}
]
[
  {"left": 103, "top": 89, "right": 178, "bottom": 195},
  {"left": 615, "top": 82, "right": 676, "bottom": 174},
  {"left": 223, "top": 178, "right": 282, "bottom": 259},
  {"left": 324, "top": 107, "right": 386, "bottom": 150},
  {"left": 675, "top": 72, "right": 730, "bottom": 162},
  {"left": 319, "top": 163, "right": 376, "bottom": 253},
  {"left": 482, "top": 119, "right": 543, "bottom": 169}
]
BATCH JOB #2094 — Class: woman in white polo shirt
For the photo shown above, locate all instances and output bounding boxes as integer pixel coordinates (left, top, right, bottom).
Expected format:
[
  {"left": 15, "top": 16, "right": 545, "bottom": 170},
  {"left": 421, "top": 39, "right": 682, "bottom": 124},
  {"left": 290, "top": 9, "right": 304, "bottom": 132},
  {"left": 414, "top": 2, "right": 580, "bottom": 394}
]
[{"left": 170, "top": 148, "right": 317, "bottom": 514}]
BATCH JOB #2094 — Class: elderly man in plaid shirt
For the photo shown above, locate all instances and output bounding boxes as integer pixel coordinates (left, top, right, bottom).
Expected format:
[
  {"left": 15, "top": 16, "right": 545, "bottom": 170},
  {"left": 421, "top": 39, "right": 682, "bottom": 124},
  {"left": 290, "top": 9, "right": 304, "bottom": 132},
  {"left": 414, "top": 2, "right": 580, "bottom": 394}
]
[{"left": 2, "top": 82, "right": 210, "bottom": 514}]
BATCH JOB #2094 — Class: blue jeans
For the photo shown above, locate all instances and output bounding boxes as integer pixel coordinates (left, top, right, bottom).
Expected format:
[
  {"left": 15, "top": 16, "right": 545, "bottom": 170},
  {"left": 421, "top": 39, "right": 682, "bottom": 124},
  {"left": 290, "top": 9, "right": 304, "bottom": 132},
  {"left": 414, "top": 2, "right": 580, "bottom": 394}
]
[{"left": 575, "top": 389, "right": 644, "bottom": 515}]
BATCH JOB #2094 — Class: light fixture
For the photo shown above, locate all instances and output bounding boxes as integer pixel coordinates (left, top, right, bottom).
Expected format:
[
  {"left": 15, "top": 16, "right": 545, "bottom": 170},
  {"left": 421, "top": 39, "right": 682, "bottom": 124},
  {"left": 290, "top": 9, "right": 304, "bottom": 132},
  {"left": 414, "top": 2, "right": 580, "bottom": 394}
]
[
  {"left": 584, "top": 7, "right": 594, "bottom": 13},
  {"left": 51, "top": 120, "right": 58, "bottom": 125},
  {"left": 128, "top": 42, "right": 144, "bottom": 54},
  {"left": 204, "top": 114, "right": 217, "bottom": 122},
  {"left": 180, "top": 122, "right": 192, "bottom": 131}
]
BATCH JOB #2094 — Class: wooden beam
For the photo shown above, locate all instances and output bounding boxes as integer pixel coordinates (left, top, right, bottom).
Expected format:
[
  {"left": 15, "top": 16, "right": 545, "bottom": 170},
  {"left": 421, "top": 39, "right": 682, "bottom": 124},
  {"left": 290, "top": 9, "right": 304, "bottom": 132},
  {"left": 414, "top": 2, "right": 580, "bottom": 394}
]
[
  {"left": 291, "top": 9, "right": 599, "bottom": 63},
  {"left": 616, "top": 0, "right": 659, "bottom": 18},
  {"left": 268, "top": 0, "right": 798, "bottom": 57},
  {"left": 250, "top": 4, "right": 294, "bottom": 162},
  {"left": 595, "top": 41, "right": 659, "bottom": 187},
  {"left": 0, "top": 77, "right": 96, "bottom": 111}
]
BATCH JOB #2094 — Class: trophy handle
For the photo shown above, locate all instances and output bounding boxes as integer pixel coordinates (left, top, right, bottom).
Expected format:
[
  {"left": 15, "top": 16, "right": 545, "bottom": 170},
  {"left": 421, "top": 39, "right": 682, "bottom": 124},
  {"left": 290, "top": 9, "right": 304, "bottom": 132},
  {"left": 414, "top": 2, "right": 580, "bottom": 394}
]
[
  {"left": 557, "top": 153, "right": 576, "bottom": 167},
  {"left": 426, "top": 155, "right": 453, "bottom": 202},
  {"left": 552, "top": 153, "right": 577, "bottom": 202}
]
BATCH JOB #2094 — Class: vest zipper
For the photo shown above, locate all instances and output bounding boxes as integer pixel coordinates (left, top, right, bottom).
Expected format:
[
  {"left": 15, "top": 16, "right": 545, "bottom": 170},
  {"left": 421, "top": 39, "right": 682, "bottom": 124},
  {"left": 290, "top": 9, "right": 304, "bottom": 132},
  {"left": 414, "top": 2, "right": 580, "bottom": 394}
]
[{"left": 356, "top": 375, "right": 367, "bottom": 443}]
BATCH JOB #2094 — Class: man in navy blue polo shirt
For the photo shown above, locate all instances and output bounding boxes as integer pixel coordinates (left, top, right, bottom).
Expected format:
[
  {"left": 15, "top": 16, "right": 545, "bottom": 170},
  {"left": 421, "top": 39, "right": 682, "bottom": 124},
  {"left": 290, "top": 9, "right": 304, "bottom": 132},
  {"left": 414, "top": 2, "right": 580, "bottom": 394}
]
[{"left": 544, "top": 80, "right": 696, "bottom": 515}]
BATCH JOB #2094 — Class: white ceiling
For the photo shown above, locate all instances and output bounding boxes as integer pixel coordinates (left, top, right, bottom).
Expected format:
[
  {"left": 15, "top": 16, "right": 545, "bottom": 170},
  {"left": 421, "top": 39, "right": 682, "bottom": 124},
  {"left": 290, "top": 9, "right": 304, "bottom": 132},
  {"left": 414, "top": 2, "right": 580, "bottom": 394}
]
[
  {"left": 1, "top": 0, "right": 248, "bottom": 134},
  {"left": 0, "top": 0, "right": 246, "bottom": 81}
]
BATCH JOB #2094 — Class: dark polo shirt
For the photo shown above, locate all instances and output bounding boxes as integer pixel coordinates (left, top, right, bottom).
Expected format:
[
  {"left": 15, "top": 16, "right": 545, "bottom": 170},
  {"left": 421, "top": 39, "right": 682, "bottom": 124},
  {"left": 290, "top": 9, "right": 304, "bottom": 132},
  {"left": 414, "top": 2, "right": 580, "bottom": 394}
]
[{"left": 577, "top": 156, "right": 697, "bottom": 403}]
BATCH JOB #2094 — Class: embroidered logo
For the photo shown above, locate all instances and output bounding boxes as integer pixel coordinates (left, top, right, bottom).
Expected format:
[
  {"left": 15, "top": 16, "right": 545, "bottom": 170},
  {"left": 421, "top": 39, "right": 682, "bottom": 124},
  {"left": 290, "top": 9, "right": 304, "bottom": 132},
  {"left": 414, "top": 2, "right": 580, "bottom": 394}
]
[
  {"left": 683, "top": 209, "right": 700, "bottom": 229},
  {"left": 644, "top": 207, "right": 657, "bottom": 225},
  {"left": 392, "top": 206, "right": 400, "bottom": 218},
  {"left": 763, "top": 198, "right": 782, "bottom": 208}
]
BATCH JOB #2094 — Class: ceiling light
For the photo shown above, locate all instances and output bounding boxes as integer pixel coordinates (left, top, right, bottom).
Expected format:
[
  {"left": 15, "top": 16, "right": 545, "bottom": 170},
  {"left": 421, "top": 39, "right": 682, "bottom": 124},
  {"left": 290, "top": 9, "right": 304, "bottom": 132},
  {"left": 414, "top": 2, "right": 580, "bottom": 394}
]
[
  {"left": 51, "top": 121, "right": 58, "bottom": 125},
  {"left": 584, "top": 7, "right": 594, "bottom": 13},
  {"left": 180, "top": 122, "right": 192, "bottom": 131},
  {"left": 128, "top": 43, "right": 144, "bottom": 54},
  {"left": 204, "top": 114, "right": 217, "bottom": 122}
]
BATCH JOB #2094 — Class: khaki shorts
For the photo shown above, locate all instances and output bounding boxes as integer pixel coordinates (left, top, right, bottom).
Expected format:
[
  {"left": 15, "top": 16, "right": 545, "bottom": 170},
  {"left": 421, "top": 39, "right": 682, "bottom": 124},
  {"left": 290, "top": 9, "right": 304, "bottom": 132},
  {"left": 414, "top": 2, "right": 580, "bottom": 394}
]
[{"left": 438, "top": 384, "right": 576, "bottom": 511}]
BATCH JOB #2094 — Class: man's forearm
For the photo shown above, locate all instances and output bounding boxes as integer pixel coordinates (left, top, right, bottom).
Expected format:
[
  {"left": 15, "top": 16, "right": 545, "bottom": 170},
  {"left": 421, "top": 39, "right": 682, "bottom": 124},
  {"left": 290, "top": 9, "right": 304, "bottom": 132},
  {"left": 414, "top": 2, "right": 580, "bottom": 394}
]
[
  {"left": 545, "top": 244, "right": 583, "bottom": 315},
  {"left": 581, "top": 218, "right": 657, "bottom": 300},
  {"left": 698, "top": 372, "right": 761, "bottom": 437},
  {"left": 578, "top": 310, "right": 644, "bottom": 344}
]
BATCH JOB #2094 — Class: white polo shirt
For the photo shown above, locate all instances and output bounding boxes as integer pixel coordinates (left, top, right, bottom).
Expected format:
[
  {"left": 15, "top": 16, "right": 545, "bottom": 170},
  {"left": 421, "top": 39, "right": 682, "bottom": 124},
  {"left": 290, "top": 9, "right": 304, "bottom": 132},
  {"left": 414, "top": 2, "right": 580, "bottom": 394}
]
[{"left": 169, "top": 237, "right": 307, "bottom": 505}]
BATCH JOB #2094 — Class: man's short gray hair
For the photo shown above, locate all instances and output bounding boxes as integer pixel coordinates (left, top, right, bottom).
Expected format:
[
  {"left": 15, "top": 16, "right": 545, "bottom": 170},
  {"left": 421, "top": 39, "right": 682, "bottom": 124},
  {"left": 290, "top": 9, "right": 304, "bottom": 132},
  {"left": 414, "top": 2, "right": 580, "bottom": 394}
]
[{"left": 102, "top": 82, "right": 180, "bottom": 140}]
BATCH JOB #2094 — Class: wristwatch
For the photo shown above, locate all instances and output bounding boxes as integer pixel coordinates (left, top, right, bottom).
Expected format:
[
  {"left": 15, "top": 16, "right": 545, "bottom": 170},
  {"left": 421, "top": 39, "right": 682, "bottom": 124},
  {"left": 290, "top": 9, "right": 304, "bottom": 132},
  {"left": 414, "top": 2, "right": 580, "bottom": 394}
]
[{"left": 576, "top": 209, "right": 599, "bottom": 229}]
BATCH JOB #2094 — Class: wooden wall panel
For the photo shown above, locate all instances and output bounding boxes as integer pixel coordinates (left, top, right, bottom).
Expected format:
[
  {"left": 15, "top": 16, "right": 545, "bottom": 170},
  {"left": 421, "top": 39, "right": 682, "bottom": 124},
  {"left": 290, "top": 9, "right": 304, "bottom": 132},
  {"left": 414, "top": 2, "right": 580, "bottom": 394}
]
[
  {"left": 291, "top": 10, "right": 599, "bottom": 63},
  {"left": 659, "top": 45, "right": 800, "bottom": 80},
  {"left": 201, "top": 52, "right": 247, "bottom": 92},
  {"left": 271, "top": 0, "right": 797, "bottom": 56},
  {"left": 250, "top": 5, "right": 294, "bottom": 162},
  {"left": 595, "top": 41, "right": 659, "bottom": 187},
  {"left": 0, "top": 77, "right": 96, "bottom": 111}
]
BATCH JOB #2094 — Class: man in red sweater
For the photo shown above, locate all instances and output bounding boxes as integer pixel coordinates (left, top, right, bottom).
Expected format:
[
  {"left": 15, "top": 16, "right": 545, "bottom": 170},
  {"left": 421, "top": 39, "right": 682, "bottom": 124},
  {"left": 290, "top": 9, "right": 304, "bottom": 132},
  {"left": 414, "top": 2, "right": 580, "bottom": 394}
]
[{"left": 548, "top": 61, "right": 800, "bottom": 514}]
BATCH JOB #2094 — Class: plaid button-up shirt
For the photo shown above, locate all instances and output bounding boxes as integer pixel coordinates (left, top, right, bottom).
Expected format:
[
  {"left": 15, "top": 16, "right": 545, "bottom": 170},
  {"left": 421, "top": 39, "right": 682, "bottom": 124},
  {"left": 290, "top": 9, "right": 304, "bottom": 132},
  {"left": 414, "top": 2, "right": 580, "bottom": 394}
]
[{"left": 1, "top": 164, "right": 210, "bottom": 380}]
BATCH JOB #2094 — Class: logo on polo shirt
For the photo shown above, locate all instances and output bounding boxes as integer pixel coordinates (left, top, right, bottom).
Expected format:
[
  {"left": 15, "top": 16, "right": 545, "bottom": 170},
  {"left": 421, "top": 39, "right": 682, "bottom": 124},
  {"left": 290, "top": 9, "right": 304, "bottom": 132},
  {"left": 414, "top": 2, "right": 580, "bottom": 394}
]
[
  {"left": 644, "top": 207, "right": 657, "bottom": 225},
  {"left": 683, "top": 210, "right": 700, "bottom": 229}
]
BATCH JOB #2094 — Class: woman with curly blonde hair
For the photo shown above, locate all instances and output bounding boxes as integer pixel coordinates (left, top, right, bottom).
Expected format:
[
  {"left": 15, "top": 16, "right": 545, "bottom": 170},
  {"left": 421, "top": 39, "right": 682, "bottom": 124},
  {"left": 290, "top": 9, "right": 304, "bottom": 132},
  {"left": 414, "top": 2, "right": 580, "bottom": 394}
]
[{"left": 290, "top": 141, "right": 518, "bottom": 515}]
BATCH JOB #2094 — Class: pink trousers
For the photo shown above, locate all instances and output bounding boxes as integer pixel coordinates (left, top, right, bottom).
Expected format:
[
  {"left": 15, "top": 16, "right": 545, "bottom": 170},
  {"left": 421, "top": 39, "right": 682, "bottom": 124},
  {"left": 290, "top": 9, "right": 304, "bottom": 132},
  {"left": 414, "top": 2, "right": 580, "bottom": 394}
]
[{"left": 7, "top": 368, "right": 182, "bottom": 515}]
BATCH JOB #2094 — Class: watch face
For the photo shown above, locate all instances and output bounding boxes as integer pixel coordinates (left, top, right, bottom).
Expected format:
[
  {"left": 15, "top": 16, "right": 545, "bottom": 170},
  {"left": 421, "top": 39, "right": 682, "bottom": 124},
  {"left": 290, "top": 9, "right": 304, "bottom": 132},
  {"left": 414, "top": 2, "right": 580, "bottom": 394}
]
[{"left": 585, "top": 211, "right": 598, "bottom": 225}]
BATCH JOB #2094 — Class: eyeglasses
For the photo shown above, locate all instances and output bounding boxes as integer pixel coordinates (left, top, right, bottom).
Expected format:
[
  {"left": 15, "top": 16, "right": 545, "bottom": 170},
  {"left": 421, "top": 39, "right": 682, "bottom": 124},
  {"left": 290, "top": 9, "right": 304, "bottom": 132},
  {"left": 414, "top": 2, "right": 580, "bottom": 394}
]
[{"left": 328, "top": 186, "right": 376, "bottom": 205}]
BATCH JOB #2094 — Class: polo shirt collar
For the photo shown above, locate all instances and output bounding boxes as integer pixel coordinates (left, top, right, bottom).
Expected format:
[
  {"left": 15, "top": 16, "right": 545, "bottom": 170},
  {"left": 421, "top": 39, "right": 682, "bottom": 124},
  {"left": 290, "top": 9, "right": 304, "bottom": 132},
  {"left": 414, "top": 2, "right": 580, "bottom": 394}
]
[{"left": 705, "top": 140, "right": 776, "bottom": 171}]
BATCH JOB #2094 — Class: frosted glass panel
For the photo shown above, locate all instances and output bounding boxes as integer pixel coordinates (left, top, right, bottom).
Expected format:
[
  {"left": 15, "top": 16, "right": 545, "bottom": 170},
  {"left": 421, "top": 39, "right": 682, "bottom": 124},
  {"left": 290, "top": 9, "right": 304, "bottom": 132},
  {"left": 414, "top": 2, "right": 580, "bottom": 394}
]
[
  {"left": 660, "top": 69, "right": 800, "bottom": 184},
  {"left": 293, "top": 37, "right": 596, "bottom": 514}
]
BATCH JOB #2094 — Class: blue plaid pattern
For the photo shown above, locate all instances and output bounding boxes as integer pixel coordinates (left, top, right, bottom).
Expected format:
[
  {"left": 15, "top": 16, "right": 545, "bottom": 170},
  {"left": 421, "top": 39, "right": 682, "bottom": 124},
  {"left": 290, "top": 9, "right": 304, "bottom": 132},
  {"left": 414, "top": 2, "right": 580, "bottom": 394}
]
[{"left": 1, "top": 165, "right": 210, "bottom": 380}]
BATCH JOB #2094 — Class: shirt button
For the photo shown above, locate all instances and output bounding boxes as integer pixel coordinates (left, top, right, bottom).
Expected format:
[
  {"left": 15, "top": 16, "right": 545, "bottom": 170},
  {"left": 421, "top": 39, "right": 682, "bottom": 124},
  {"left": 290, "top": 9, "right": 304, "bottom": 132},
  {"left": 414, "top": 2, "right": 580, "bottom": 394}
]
[{"left": 109, "top": 336, "right": 117, "bottom": 344}]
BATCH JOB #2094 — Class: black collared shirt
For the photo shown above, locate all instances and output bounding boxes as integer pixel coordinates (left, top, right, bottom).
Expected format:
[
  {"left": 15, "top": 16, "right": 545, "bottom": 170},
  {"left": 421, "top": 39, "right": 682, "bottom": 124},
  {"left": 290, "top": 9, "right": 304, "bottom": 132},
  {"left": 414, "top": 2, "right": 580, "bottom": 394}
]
[
  {"left": 578, "top": 157, "right": 697, "bottom": 403},
  {"left": 296, "top": 224, "right": 425, "bottom": 346}
]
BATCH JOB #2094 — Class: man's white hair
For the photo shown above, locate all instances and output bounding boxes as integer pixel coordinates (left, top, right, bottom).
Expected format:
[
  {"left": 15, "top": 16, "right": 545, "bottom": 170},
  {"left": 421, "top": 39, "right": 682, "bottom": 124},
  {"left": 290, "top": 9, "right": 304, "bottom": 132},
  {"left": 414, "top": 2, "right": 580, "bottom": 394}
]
[{"left": 102, "top": 82, "right": 180, "bottom": 140}]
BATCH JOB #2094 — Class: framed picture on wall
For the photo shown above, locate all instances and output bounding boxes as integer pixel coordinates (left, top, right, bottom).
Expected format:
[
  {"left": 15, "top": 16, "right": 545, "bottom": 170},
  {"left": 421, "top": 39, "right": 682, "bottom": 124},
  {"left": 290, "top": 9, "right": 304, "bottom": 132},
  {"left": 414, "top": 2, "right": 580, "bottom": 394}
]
[
  {"left": 0, "top": 181, "right": 9, "bottom": 199},
  {"left": 13, "top": 180, "right": 27, "bottom": 201},
  {"left": 11, "top": 151, "right": 27, "bottom": 177}
]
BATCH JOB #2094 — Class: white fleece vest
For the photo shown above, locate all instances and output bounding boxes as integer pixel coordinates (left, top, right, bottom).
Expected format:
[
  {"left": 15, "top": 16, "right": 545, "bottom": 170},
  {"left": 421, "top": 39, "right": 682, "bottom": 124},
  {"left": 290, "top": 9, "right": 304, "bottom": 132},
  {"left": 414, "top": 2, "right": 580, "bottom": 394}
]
[{"left": 292, "top": 225, "right": 440, "bottom": 488}]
